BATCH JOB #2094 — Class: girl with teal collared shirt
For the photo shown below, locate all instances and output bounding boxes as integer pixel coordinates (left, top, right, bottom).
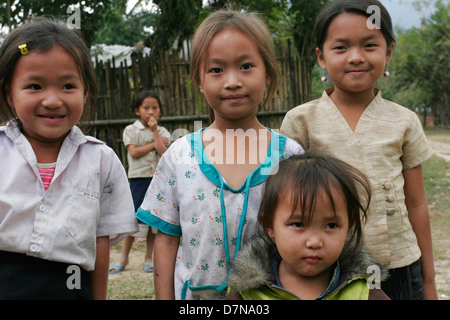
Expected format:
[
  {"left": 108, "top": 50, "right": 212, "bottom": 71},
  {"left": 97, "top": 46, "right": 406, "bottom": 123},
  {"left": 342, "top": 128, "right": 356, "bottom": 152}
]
[{"left": 136, "top": 8, "right": 303, "bottom": 299}]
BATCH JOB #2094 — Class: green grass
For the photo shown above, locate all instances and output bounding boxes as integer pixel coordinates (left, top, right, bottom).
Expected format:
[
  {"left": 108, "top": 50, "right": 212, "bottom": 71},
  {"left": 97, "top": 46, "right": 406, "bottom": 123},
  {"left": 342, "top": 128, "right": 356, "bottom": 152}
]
[
  {"left": 423, "top": 155, "right": 450, "bottom": 241},
  {"left": 423, "top": 154, "right": 450, "bottom": 280},
  {"left": 423, "top": 130, "right": 450, "bottom": 299},
  {"left": 423, "top": 129, "right": 450, "bottom": 238},
  {"left": 107, "top": 275, "right": 155, "bottom": 300},
  {"left": 107, "top": 241, "right": 156, "bottom": 300}
]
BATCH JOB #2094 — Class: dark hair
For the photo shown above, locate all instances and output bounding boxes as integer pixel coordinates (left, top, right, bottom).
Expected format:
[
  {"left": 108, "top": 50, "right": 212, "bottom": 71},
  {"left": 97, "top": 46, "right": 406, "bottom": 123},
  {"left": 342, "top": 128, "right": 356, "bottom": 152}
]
[
  {"left": 315, "top": 0, "right": 395, "bottom": 52},
  {"left": 259, "top": 151, "right": 371, "bottom": 255},
  {"left": 0, "top": 18, "right": 98, "bottom": 131},
  {"left": 133, "top": 90, "right": 163, "bottom": 116}
]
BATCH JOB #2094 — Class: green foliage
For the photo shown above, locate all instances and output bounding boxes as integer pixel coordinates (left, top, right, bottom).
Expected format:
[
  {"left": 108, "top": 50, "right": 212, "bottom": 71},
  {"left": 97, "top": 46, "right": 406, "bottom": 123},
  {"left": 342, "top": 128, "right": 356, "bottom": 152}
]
[
  {"left": 289, "top": 0, "right": 330, "bottom": 59},
  {"left": 143, "top": 0, "right": 203, "bottom": 54},
  {"left": 379, "top": 0, "right": 449, "bottom": 126},
  {"left": 0, "top": 0, "right": 129, "bottom": 48},
  {"left": 93, "top": 10, "right": 158, "bottom": 46}
]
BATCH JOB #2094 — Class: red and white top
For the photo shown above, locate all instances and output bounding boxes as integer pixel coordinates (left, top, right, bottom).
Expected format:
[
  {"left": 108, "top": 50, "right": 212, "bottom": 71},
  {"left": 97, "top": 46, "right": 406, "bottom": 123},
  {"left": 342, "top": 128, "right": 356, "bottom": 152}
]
[{"left": 37, "top": 163, "right": 56, "bottom": 191}]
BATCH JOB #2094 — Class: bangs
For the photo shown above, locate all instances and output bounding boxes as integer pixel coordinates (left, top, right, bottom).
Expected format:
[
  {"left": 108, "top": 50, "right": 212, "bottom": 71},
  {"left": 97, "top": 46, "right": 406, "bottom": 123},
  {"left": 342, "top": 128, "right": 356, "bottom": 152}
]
[
  {"left": 286, "top": 168, "right": 342, "bottom": 226},
  {"left": 259, "top": 152, "right": 371, "bottom": 253}
]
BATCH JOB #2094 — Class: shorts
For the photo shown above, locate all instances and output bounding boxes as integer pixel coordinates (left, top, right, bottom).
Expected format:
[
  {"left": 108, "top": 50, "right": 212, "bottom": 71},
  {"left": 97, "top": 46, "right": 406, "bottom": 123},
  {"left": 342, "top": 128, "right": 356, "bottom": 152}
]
[
  {"left": 381, "top": 258, "right": 425, "bottom": 300},
  {"left": 130, "top": 177, "right": 152, "bottom": 212},
  {"left": 130, "top": 177, "right": 156, "bottom": 233},
  {"left": 0, "top": 251, "right": 93, "bottom": 300}
]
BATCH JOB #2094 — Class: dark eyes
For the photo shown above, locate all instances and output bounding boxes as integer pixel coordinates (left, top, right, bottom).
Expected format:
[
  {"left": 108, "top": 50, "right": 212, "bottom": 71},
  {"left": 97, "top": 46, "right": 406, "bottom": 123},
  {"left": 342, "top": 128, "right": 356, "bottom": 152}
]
[
  {"left": 208, "top": 63, "right": 254, "bottom": 74},
  {"left": 209, "top": 67, "right": 222, "bottom": 74},
  {"left": 142, "top": 106, "right": 160, "bottom": 111},
  {"left": 333, "top": 44, "right": 378, "bottom": 50},
  {"left": 291, "top": 222, "right": 338, "bottom": 229},
  {"left": 28, "top": 84, "right": 41, "bottom": 90},
  {"left": 62, "top": 84, "right": 76, "bottom": 90},
  {"left": 326, "top": 223, "right": 338, "bottom": 229},
  {"left": 292, "top": 222, "right": 305, "bottom": 228},
  {"left": 27, "top": 84, "right": 76, "bottom": 90}
]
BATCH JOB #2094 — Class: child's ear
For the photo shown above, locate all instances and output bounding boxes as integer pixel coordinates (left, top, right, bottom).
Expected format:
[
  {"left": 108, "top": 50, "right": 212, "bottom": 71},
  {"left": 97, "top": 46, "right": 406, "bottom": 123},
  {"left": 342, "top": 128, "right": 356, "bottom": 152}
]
[
  {"left": 266, "top": 227, "right": 275, "bottom": 239},
  {"left": 386, "top": 42, "right": 395, "bottom": 65},
  {"left": 5, "top": 85, "right": 14, "bottom": 108},
  {"left": 316, "top": 47, "right": 327, "bottom": 70},
  {"left": 83, "top": 90, "right": 88, "bottom": 105}
]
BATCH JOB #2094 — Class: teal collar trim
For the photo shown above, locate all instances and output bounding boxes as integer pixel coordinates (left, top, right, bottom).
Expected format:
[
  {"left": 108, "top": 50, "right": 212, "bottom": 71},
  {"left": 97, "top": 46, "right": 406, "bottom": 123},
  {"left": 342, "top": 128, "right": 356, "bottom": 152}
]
[{"left": 186, "top": 128, "right": 286, "bottom": 192}]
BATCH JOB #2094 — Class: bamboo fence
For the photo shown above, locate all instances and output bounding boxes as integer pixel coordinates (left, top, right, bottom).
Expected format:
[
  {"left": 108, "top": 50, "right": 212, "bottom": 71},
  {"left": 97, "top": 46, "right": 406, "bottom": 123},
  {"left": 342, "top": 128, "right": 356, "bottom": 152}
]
[{"left": 91, "top": 40, "right": 314, "bottom": 168}]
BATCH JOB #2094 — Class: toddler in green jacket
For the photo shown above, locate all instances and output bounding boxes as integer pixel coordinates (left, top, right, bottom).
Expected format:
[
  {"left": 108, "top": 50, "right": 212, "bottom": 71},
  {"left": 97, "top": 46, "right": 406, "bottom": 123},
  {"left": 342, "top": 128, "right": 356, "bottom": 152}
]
[{"left": 227, "top": 152, "right": 389, "bottom": 300}]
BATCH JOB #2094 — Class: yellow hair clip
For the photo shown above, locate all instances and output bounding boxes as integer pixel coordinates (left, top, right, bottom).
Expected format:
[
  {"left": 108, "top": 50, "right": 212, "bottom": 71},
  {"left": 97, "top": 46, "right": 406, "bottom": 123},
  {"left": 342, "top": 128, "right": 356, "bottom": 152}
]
[{"left": 18, "top": 44, "right": 28, "bottom": 55}]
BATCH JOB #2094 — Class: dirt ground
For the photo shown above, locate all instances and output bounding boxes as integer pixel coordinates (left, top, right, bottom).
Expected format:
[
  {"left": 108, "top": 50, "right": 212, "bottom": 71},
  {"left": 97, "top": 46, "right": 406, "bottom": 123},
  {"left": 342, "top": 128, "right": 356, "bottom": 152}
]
[
  {"left": 427, "top": 131, "right": 450, "bottom": 163},
  {"left": 108, "top": 131, "right": 450, "bottom": 300},
  {"left": 426, "top": 131, "right": 450, "bottom": 300}
]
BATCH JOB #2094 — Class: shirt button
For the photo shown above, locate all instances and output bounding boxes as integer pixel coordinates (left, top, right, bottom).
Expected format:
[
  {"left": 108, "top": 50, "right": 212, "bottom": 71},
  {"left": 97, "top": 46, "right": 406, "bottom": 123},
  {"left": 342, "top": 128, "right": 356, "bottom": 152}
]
[
  {"left": 39, "top": 204, "right": 46, "bottom": 212},
  {"left": 386, "top": 195, "right": 395, "bottom": 202},
  {"left": 383, "top": 182, "right": 392, "bottom": 190},
  {"left": 386, "top": 208, "right": 396, "bottom": 216},
  {"left": 30, "top": 244, "right": 39, "bottom": 252}
]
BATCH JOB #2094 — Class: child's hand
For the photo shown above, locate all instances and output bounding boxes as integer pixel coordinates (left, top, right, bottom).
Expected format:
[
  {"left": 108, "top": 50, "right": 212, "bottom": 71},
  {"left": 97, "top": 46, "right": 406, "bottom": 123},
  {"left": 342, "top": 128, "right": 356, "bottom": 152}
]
[{"left": 148, "top": 116, "right": 158, "bottom": 132}]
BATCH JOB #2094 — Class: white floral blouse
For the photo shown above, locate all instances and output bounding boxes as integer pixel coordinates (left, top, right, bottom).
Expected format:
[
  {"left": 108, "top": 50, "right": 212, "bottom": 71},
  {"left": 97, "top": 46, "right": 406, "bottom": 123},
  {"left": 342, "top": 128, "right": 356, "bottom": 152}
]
[{"left": 136, "top": 128, "right": 303, "bottom": 299}]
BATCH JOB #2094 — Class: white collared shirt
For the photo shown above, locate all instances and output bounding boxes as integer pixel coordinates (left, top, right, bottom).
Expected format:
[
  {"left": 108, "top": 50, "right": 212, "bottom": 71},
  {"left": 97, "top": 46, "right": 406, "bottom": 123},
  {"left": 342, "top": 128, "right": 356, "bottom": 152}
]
[{"left": 0, "top": 121, "right": 138, "bottom": 271}]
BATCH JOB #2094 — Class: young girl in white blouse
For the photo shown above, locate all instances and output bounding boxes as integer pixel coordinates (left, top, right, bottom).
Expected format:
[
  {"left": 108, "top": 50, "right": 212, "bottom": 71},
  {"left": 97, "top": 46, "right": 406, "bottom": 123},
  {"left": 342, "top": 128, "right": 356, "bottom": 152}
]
[
  {"left": 280, "top": 0, "right": 437, "bottom": 299},
  {"left": 0, "top": 19, "right": 138, "bottom": 299},
  {"left": 136, "top": 8, "right": 303, "bottom": 300}
]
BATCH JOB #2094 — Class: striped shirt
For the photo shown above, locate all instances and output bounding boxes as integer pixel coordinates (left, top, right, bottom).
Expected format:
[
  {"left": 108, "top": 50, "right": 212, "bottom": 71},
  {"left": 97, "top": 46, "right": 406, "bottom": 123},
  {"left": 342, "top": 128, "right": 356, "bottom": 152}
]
[{"left": 37, "top": 163, "right": 56, "bottom": 191}]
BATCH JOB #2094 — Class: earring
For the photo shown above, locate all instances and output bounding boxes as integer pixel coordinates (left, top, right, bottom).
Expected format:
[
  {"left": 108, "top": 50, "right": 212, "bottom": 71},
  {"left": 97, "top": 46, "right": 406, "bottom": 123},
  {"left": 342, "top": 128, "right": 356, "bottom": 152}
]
[
  {"left": 320, "top": 69, "right": 329, "bottom": 82},
  {"left": 383, "top": 70, "right": 390, "bottom": 78}
]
